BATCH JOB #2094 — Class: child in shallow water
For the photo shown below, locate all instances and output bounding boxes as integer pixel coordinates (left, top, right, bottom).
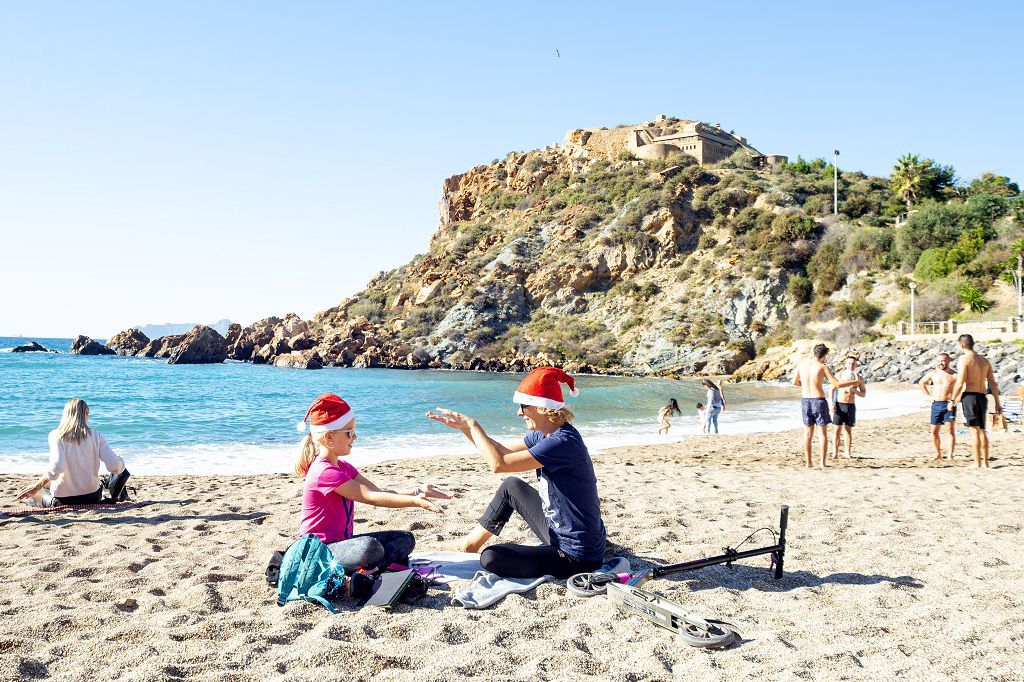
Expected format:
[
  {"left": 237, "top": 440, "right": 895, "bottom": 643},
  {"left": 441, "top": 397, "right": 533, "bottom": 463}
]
[
  {"left": 696, "top": 403, "right": 708, "bottom": 434},
  {"left": 295, "top": 392, "right": 450, "bottom": 571}
]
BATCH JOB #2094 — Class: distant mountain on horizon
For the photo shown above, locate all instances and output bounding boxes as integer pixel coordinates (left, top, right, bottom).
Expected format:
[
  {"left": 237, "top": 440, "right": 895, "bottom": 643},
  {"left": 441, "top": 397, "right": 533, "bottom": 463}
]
[{"left": 132, "top": 319, "right": 233, "bottom": 339}]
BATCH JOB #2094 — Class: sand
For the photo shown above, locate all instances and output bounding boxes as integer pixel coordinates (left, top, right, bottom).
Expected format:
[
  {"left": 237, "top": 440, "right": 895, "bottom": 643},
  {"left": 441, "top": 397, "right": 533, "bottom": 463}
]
[{"left": 1, "top": 411, "right": 1022, "bottom": 682}]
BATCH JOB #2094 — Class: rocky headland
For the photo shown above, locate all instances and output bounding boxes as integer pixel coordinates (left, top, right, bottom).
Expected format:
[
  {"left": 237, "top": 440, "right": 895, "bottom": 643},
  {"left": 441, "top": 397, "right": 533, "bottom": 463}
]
[{"left": 61, "top": 115, "right": 1022, "bottom": 381}]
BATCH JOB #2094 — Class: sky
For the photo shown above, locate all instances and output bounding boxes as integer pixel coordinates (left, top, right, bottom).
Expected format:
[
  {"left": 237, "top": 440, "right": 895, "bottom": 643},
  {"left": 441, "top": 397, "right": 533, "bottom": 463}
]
[{"left": 2, "top": 1, "right": 1022, "bottom": 338}]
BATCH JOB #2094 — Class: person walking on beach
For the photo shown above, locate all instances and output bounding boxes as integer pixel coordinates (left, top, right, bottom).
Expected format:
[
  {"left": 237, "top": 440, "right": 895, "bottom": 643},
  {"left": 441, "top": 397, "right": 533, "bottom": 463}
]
[
  {"left": 701, "top": 379, "right": 726, "bottom": 434},
  {"left": 831, "top": 356, "right": 865, "bottom": 459},
  {"left": 426, "top": 367, "right": 606, "bottom": 580},
  {"left": 16, "top": 398, "right": 129, "bottom": 506},
  {"left": 948, "top": 335, "right": 1002, "bottom": 468},
  {"left": 695, "top": 403, "right": 708, "bottom": 434},
  {"left": 658, "top": 399, "right": 681, "bottom": 435},
  {"left": 919, "top": 352, "right": 958, "bottom": 461},
  {"left": 295, "top": 393, "right": 449, "bottom": 571},
  {"left": 793, "top": 344, "right": 863, "bottom": 468}
]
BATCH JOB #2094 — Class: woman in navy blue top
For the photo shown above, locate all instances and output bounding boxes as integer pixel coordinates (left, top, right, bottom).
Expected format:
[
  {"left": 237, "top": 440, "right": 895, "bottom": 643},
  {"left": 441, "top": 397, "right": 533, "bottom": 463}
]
[{"left": 427, "top": 367, "right": 606, "bottom": 579}]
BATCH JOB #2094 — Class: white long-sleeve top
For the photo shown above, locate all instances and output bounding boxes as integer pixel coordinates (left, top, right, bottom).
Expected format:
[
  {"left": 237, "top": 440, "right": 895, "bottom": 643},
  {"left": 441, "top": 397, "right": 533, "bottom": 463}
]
[{"left": 45, "top": 429, "right": 125, "bottom": 498}]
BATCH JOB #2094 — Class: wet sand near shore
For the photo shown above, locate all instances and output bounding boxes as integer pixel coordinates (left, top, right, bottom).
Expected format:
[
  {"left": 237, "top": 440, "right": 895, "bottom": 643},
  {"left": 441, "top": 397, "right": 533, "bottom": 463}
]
[{"left": 1, "top": 412, "right": 1022, "bottom": 681}]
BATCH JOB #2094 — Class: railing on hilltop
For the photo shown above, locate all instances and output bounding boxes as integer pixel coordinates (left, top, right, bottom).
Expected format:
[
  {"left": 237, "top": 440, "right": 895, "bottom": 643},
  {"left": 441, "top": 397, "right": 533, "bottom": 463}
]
[{"left": 896, "top": 317, "right": 1023, "bottom": 339}]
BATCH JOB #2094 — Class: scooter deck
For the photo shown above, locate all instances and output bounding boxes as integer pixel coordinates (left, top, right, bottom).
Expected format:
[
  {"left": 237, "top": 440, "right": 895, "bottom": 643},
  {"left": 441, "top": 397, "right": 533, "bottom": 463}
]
[{"left": 606, "top": 582, "right": 737, "bottom": 648}]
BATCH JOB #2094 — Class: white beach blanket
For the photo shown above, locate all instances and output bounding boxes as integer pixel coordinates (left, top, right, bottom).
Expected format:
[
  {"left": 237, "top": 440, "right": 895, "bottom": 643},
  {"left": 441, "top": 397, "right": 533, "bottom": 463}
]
[{"left": 408, "top": 550, "right": 483, "bottom": 582}]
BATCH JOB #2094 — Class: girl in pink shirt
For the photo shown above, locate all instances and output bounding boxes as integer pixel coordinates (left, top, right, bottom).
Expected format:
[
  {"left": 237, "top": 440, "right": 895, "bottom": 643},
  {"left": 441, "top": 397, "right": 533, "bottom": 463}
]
[{"left": 295, "top": 393, "right": 449, "bottom": 571}]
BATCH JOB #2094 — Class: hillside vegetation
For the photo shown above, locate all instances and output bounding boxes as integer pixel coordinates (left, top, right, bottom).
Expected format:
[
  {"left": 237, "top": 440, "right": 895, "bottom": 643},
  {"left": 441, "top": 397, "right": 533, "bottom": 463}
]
[{"left": 227, "top": 122, "right": 1023, "bottom": 375}]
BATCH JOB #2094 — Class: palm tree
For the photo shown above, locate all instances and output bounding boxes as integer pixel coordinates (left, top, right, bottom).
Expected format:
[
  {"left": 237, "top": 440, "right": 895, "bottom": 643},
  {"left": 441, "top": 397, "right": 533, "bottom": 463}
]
[{"left": 890, "top": 153, "right": 927, "bottom": 209}]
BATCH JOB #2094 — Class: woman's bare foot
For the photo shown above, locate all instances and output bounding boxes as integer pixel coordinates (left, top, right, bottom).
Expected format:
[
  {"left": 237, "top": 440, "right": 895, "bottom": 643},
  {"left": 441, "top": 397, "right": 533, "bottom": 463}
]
[{"left": 459, "top": 524, "right": 494, "bottom": 553}]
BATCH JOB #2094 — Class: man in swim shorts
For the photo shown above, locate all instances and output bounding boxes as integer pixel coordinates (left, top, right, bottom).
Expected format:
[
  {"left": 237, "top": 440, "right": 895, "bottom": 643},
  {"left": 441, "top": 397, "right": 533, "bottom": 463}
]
[
  {"left": 831, "top": 356, "right": 865, "bottom": 460},
  {"left": 949, "top": 334, "right": 1002, "bottom": 468},
  {"left": 792, "top": 344, "right": 863, "bottom": 469},
  {"left": 919, "top": 352, "right": 958, "bottom": 461}
]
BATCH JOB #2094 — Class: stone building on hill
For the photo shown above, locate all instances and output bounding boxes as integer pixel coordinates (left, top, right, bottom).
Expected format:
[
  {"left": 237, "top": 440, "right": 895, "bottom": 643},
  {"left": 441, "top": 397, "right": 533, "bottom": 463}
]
[{"left": 561, "top": 114, "right": 786, "bottom": 168}]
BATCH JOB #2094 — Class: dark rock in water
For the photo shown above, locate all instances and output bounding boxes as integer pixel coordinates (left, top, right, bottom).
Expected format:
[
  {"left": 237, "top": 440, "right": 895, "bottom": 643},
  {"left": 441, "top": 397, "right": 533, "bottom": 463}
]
[
  {"left": 167, "top": 325, "right": 227, "bottom": 365},
  {"left": 106, "top": 329, "right": 150, "bottom": 356},
  {"left": 138, "top": 335, "right": 185, "bottom": 358},
  {"left": 11, "top": 341, "right": 52, "bottom": 353},
  {"left": 69, "top": 335, "right": 115, "bottom": 355}
]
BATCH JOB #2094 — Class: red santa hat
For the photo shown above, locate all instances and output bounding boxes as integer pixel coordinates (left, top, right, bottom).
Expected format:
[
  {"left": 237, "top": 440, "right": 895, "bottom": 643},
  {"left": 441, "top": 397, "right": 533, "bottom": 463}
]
[
  {"left": 296, "top": 393, "right": 354, "bottom": 434},
  {"left": 513, "top": 366, "right": 579, "bottom": 410}
]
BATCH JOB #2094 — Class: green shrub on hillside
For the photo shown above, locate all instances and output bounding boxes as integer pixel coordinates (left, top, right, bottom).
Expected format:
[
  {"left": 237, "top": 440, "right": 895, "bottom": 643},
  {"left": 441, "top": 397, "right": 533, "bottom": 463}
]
[
  {"left": 895, "top": 201, "right": 994, "bottom": 267},
  {"left": 714, "top": 149, "right": 758, "bottom": 170},
  {"left": 958, "top": 285, "right": 993, "bottom": 313},
  {"left": 524, "top": 313, "right": 620, "bottom": 365},
  {"left": 479, "top": 190, "right": 522, "bottom": 212},
  {"left": 836, "top": 296, "right": 882, "bottom": 323},
  {"left": 807, "top": 232, "right": 847, "bottom": 295},
  {"left": 402, "top": 303, "right": 447, "bottom": 338},
  {"left": 802, "top": 194, "right": 832, "bottom": 216},
  {"left": 914, "top": 248, "right": 952, "bottom": 281},
  {"left": 617, "top": 191, "right": 661, "bottom": 230},
  {"left": 786, "top": 274, "right": 813, "bottom": 304},
  {"left": 771, "top": 211, "right": 818, "bottom": 240},
  {"left": 730, "top": 206, "right": 773, "bottom": 236},
  {"left": 840, "top": 226, "right": 897, "bottom": 273}
]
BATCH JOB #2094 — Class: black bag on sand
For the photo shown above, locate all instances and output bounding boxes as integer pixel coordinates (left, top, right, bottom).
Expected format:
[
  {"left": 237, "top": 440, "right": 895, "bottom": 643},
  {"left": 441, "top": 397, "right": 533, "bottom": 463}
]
[
  {"left": 398, "top": 573, "right": 430, "bottom": 605},
  {"left": 102, "top": 469, "right": 132, "bottom": 503},
  {"left": 266, "top": 550, "right": 285, "bottom": 587}
]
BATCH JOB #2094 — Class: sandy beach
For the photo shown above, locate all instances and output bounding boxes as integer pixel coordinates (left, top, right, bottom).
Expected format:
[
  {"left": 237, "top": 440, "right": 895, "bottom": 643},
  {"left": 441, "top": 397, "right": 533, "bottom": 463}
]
[{"left": 2, "top": 410, "right": 1022, "bottom": 682}]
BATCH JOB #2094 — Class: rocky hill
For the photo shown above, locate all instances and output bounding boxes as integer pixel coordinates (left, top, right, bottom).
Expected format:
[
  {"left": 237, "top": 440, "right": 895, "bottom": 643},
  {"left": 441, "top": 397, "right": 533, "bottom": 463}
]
[
  {"left": 219, "top": 118, "right": 903, "bottom": 375},
  {"left": 146, "top": 116, "right": 1018, "bottom": 377}
]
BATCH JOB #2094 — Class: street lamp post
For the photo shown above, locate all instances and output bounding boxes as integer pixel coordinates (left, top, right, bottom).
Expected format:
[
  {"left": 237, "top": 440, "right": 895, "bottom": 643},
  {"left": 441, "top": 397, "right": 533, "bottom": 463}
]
[
  {"left": 833, "top": 149, "right": 840, "bottom": 215},
  {"left": 1016, "top": 253, "right": 1023, "bottom": 322},
  {"left": 909, "top": 281, "right": 917, "bottom": 335}
]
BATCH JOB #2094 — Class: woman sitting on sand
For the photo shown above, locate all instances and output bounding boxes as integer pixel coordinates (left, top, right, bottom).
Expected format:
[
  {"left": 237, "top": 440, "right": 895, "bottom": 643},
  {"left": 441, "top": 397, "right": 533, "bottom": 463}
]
[
  {"left": 295, "top": 392, "right": 449, "bottom": 571},
  {"left": 658, "top": 398, "right": 682, "bottom": 435},
  {"left": 16, "top": 398, "right": 129, "bottom": 506},
  {"left": 427, "top": 367, "right": 606, "bottom": 579}
]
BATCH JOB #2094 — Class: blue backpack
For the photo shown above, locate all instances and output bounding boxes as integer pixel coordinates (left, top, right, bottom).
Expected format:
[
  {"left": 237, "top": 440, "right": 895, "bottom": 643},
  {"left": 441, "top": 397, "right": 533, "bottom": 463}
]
[{"left": 276, "top": 534, "right": 344, "bottom": 613}]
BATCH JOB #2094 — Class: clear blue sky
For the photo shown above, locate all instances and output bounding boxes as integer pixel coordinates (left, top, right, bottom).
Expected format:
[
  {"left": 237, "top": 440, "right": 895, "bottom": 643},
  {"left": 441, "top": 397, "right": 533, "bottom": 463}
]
[{"left": 2, "top": 1, "right": 1021, "bottom": 338}]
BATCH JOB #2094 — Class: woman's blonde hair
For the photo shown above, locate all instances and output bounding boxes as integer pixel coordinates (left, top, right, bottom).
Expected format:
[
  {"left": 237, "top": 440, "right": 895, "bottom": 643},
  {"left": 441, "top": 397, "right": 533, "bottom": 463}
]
[
  {"left": 56, "top": 398, "right": 91, "bottom": 444},
  {"left": 537, "top": 406, "right": 575, "bottom": 425}
]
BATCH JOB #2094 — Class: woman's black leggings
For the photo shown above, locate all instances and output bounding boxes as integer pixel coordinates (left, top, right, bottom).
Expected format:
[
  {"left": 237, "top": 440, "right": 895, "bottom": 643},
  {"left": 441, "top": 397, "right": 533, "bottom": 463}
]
[{"left": 477, "top": 477, "right": 601, "bottom": 579}]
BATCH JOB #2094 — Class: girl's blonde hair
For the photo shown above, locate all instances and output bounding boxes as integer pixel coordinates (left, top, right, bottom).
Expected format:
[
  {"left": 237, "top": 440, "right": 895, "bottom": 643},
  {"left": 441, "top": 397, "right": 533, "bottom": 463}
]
[
  {"left": 295, "top": 434, "right": 317, "bottom": 477},
  {"left": 56, "top": 398, "right": 91, "bottom": 444},
  {"left": 537, "top": 406, "right": 575, "bottom": 426},
  {"left": 295, "top": 431, "right": 332, "bottom": 477}
]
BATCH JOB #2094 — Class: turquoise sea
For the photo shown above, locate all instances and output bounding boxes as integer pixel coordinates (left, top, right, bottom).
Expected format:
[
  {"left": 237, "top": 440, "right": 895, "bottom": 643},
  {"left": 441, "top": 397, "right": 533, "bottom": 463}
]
[{"left": 0, "top": 337, "right": 918, "bottom": 475}]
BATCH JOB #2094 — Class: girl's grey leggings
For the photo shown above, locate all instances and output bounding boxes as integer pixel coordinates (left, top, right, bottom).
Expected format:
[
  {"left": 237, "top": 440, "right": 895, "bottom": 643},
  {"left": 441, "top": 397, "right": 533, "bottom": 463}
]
[{"left": 328, "top": 530, "right": 415, "bottom": 571}]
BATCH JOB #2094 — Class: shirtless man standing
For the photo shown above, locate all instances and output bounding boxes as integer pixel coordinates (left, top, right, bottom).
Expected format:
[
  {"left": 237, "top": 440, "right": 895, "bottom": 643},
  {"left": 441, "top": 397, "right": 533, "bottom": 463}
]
[
  {"left": 949, "top": 334, "right": 1002, "bottom": 468},
  {"left": 831, "top": 356, "right": 866, "bottom": 460},
  {"left": 918, "top": 352, "right": 958, "bottom": 461},
  {"left": 793, "top": 344, "right": 863, "bottom": 468}
]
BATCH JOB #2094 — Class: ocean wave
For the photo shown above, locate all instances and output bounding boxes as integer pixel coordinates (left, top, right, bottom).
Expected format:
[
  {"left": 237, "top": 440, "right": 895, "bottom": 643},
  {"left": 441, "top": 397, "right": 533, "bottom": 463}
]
[{"left": 0, "top": 388, "right": 921, "bottom": 476}]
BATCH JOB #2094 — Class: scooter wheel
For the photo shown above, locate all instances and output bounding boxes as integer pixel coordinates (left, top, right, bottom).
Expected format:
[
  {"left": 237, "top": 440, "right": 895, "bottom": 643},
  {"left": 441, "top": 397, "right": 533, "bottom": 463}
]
[
  {"left": 567, "top": 572, "right": 617, "bottom": 597},
  {"left": 678, "top": 620, "right": 738, "bottom": 649}
]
